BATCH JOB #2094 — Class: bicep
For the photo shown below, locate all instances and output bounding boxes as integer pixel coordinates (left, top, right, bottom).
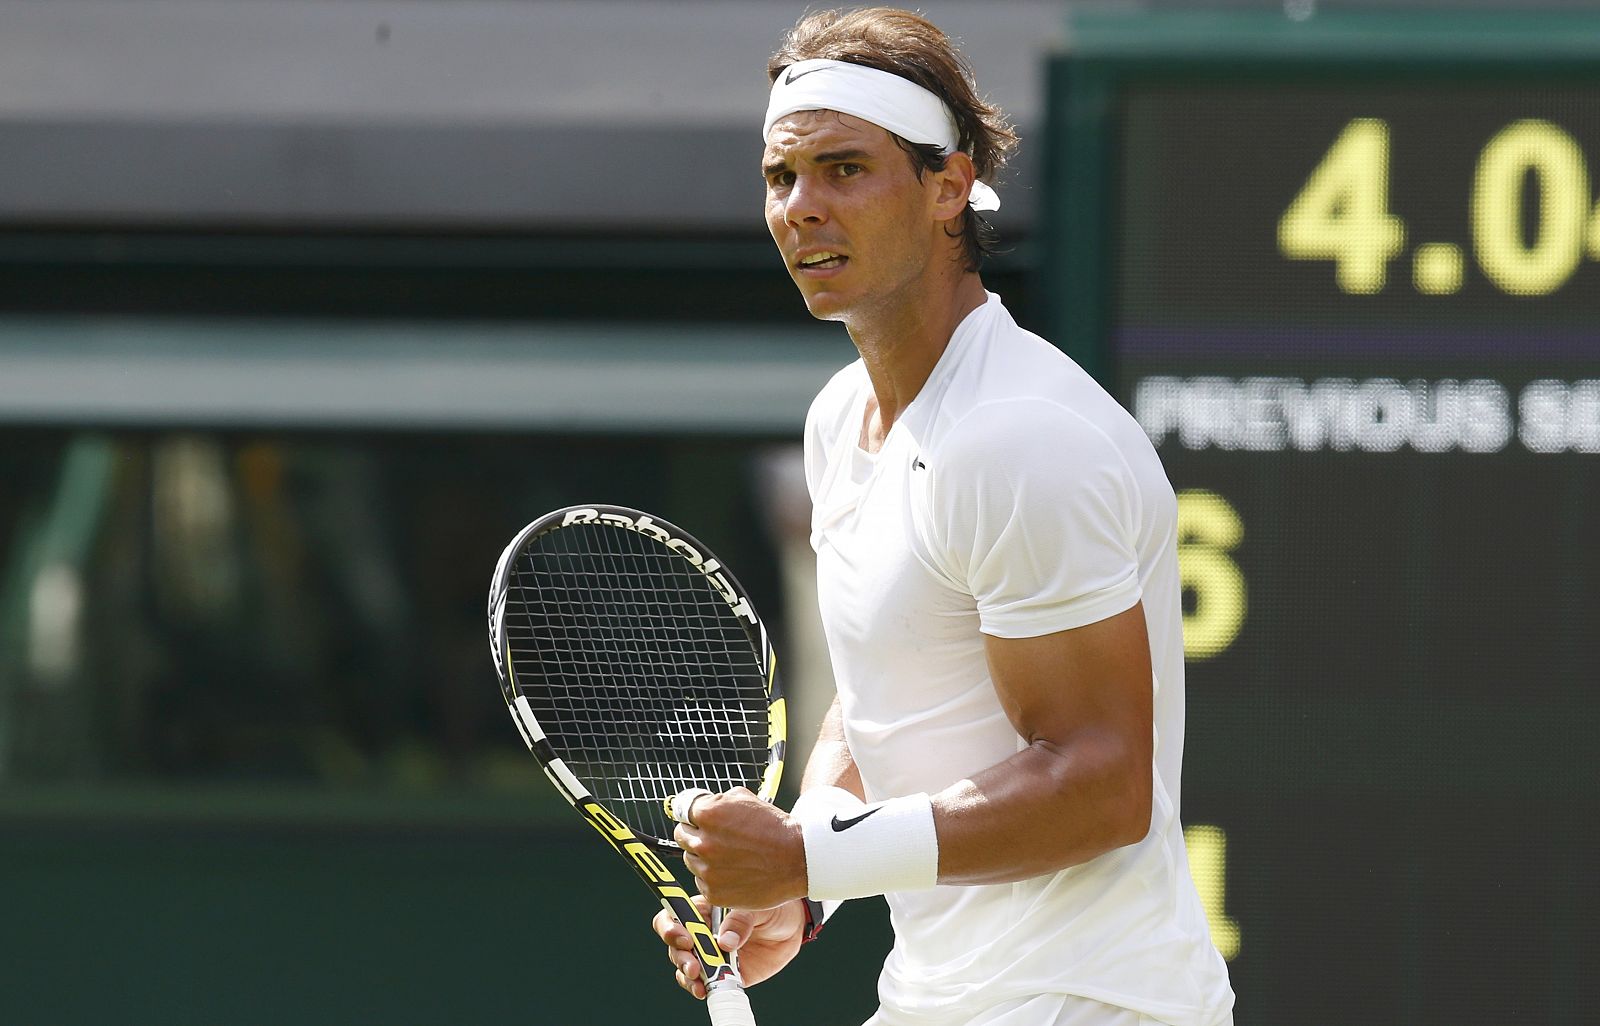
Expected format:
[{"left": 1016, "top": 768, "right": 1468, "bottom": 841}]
[
  {"left": 931, "top": 603, "right": 1156, "bottom": 883},
  {"left": 984, "top": 602, "right": 1153, "bottom": 768}
]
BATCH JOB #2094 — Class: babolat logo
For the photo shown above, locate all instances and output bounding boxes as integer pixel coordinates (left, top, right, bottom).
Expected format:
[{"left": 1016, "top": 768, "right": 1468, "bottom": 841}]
[{"left": 562, "top": 508, "right": 757, "bottom": 624}]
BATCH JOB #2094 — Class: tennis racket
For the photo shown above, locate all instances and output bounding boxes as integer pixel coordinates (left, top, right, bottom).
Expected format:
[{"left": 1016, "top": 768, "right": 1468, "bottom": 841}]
[{"left": 487, "top": 504, "right": 785, "bottom": 1026}]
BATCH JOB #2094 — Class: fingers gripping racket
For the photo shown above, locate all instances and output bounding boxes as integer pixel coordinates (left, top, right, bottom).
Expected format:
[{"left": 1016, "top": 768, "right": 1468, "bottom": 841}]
[{"left": 488, "top": 504, "right": 785, "bottom": 1026}]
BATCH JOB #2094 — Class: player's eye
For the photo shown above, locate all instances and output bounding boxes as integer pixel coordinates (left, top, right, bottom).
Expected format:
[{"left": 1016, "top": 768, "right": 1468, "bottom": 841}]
[
  {"left": 767, "top": 170, "right": 796, "bottom": 189},
  {"left": 838, "top": 163, "right": 863, "bottom": 177}
]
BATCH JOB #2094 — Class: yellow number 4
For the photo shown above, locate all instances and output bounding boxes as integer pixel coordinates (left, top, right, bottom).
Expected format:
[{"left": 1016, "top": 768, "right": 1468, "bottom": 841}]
[{"left": 1279, "top": 117, "right": 1407, "bottom": 294}]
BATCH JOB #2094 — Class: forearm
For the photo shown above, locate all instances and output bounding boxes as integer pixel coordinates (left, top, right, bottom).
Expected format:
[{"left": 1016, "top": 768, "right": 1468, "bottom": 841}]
[
  {"left": 931, "top": 729, "right": 1152, "bottom": 886},
  {"left": 787, "top": 710, "right": 1148, "bottom": 901},
  {"left": 798, "top": 695, "right": 863, "bottom": 799},
  {"left": 783, "top": 640, "right": 1150, "bottom": 900}
]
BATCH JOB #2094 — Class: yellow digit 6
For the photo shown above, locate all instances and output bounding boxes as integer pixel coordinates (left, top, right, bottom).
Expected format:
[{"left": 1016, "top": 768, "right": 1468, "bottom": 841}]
[{"left": 1176, "top": 490, "right": 1246, "bottom": 660}]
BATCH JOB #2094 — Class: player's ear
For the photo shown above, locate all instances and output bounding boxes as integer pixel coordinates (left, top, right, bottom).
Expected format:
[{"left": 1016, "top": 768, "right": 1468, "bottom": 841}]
[{"left": 930, "top": 150, "right": 977, "bottom": 221}]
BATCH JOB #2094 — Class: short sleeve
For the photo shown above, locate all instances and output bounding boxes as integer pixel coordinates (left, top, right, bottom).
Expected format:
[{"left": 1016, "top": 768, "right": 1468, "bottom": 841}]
[{"left": 924, "top": 398, "right": 1143, "bottom": 638}]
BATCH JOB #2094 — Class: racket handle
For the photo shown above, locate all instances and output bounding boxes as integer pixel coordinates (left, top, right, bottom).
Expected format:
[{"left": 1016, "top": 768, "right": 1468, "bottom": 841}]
[{"left": 705, "top": 985, "right": 757, "bottom": 1026}]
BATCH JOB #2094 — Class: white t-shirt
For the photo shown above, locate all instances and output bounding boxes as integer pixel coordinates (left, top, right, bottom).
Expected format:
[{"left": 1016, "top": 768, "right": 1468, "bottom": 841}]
[{"left": 803, "top": 293, "right": 1234, "bottom": 1026}]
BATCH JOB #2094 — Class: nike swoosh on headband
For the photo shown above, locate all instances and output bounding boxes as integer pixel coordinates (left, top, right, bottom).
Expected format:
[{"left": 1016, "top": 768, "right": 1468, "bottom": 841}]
[
  {"left": 784, "top": 64, "right": 826, "bottom": 85},
  {"left": 830, "top": 806, "right": 885, "bottom": 831}
]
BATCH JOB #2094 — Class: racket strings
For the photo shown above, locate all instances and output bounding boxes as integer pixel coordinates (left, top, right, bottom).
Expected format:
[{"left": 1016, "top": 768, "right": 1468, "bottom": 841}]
[{"left": 502, "top": 521, "right": 769, "bottom": 842}]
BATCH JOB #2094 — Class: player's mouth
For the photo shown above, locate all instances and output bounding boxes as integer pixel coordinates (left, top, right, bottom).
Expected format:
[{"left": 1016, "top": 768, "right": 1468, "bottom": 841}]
[{"left": 795, "top": 250, "right": 849, "bottom": 276}]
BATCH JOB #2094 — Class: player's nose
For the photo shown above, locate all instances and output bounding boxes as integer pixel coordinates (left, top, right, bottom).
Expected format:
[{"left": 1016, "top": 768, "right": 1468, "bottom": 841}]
[{"left": 783, "top": 173, "right": 829, "bottom": 227}]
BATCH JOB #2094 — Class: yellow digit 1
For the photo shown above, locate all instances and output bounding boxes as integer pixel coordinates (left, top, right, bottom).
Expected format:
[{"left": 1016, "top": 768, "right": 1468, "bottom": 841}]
[
  {"left": 1473, "top": 119, "right": 1589, "bottom": 296},
  {"left": 1185, "top": 824, "right": 1241, "bottom": 961},
  {"left": 1176, "top": 489, "right": 1246, "bottom": 660},
  {"left": 1278, "top": 117, "right": 1406, "bottom": 294}
]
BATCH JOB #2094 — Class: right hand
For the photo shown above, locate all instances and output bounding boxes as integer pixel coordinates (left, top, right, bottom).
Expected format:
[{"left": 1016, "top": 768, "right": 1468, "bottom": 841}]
[{"left": 651, "top": 896, "right": 807, "bottom": 1000}]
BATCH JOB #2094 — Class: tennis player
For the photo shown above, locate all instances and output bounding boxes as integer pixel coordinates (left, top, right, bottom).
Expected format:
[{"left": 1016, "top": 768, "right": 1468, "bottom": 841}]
[{"left": 653, "top": 8, "right": 1235, "bottom": 1025}]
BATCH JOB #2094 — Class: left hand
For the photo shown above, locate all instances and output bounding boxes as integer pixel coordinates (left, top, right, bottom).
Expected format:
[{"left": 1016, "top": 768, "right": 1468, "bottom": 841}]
[
  {"left": 675, "top": 786, "right": 808, "bottom": 909},
  {"left": 652, "top": 895, "right": 807, "bottom": 998}
]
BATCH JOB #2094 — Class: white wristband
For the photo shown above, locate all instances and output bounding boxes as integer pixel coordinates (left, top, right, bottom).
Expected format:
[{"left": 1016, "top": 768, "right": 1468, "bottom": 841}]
[
  {"left": 792, "top": 787, "right": 939, "bottom": 901},
  {"left": 789, "top": 788, "right": 859, "bottom": 920}
]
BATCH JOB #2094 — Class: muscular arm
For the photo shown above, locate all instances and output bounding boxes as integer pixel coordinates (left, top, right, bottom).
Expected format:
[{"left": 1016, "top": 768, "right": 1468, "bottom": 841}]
[
  {"left": 932, "top": 601, "right": 1155, "bottom": 886},
  {"left": 679, "top": 602, "right": 1152, "bottom": 906}
]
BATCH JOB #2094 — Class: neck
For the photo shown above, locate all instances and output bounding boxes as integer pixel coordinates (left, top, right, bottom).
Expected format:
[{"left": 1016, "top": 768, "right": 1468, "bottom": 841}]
[{"left": 848, "top": 270, "right": 987, "bottom": 451}]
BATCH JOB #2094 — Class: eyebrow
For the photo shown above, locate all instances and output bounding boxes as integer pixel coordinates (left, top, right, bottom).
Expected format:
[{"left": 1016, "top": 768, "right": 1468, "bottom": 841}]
[{"left": 762, "top": 148, "right": 873, "bottom": 178}]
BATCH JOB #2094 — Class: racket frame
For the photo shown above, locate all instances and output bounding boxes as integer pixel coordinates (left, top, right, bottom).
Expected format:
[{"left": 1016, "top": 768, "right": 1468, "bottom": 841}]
[{"left": 488, "top": 503, "right": 786, "bottom": 999}]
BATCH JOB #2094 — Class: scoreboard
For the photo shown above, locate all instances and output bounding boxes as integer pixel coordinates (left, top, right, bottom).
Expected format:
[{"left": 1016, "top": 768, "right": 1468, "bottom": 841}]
[{"left": 1046, "top": 16, "right": 1600, "bottom": 1024}]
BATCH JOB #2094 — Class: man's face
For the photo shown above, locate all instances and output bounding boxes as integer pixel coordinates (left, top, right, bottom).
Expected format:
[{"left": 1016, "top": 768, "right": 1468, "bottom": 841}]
[{"left": 762, "top": 109, "right": 944, "bottom": 322}]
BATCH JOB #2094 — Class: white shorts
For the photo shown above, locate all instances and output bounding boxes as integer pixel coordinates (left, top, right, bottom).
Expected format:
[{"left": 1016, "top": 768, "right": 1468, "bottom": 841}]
[{"left": 863, "top": 994, "right": 1234, "bottom": 1026}]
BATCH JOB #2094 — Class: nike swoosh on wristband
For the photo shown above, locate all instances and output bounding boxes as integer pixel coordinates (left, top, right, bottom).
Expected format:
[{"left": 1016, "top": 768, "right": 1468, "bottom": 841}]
[
  {"left": 830, "top": 806, "right": 885, "bottom": 831},
  {"left": 784, "top": 64, "right": 827, "bottom": 85}
]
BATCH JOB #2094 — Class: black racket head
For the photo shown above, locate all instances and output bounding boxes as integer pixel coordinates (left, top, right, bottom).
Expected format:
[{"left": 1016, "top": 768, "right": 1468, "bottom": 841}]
[{"left": 488, "top": 504, "right": 785, "bottom": 850}]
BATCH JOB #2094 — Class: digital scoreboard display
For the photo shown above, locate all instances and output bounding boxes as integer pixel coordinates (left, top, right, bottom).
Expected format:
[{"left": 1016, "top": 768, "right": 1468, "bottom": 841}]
[{"left": 1049, "top": 32, "right": 1600, "bottom": 1026}]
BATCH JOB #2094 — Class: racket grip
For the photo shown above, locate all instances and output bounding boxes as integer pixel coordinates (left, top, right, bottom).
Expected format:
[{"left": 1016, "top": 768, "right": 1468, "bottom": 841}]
[{"left": 705, "top": 986, "right": 757, "bottom": 1026}]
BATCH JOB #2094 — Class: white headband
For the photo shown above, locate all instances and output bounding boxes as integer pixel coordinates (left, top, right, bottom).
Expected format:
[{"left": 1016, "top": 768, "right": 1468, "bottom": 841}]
[{"left": 764, "top": 58, "right": 1000, "bottom": 212}]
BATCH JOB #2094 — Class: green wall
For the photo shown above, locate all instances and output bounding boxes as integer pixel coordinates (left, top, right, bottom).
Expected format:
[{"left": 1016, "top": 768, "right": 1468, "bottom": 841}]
[{"left": 0, "top": 797, "right": 892, "bottom": 1024}]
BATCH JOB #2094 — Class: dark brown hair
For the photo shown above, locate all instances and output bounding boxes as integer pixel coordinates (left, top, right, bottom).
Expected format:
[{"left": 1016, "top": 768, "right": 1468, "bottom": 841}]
[{"left": 768, "top": 7, "right": 1018, "bottom": 271}]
